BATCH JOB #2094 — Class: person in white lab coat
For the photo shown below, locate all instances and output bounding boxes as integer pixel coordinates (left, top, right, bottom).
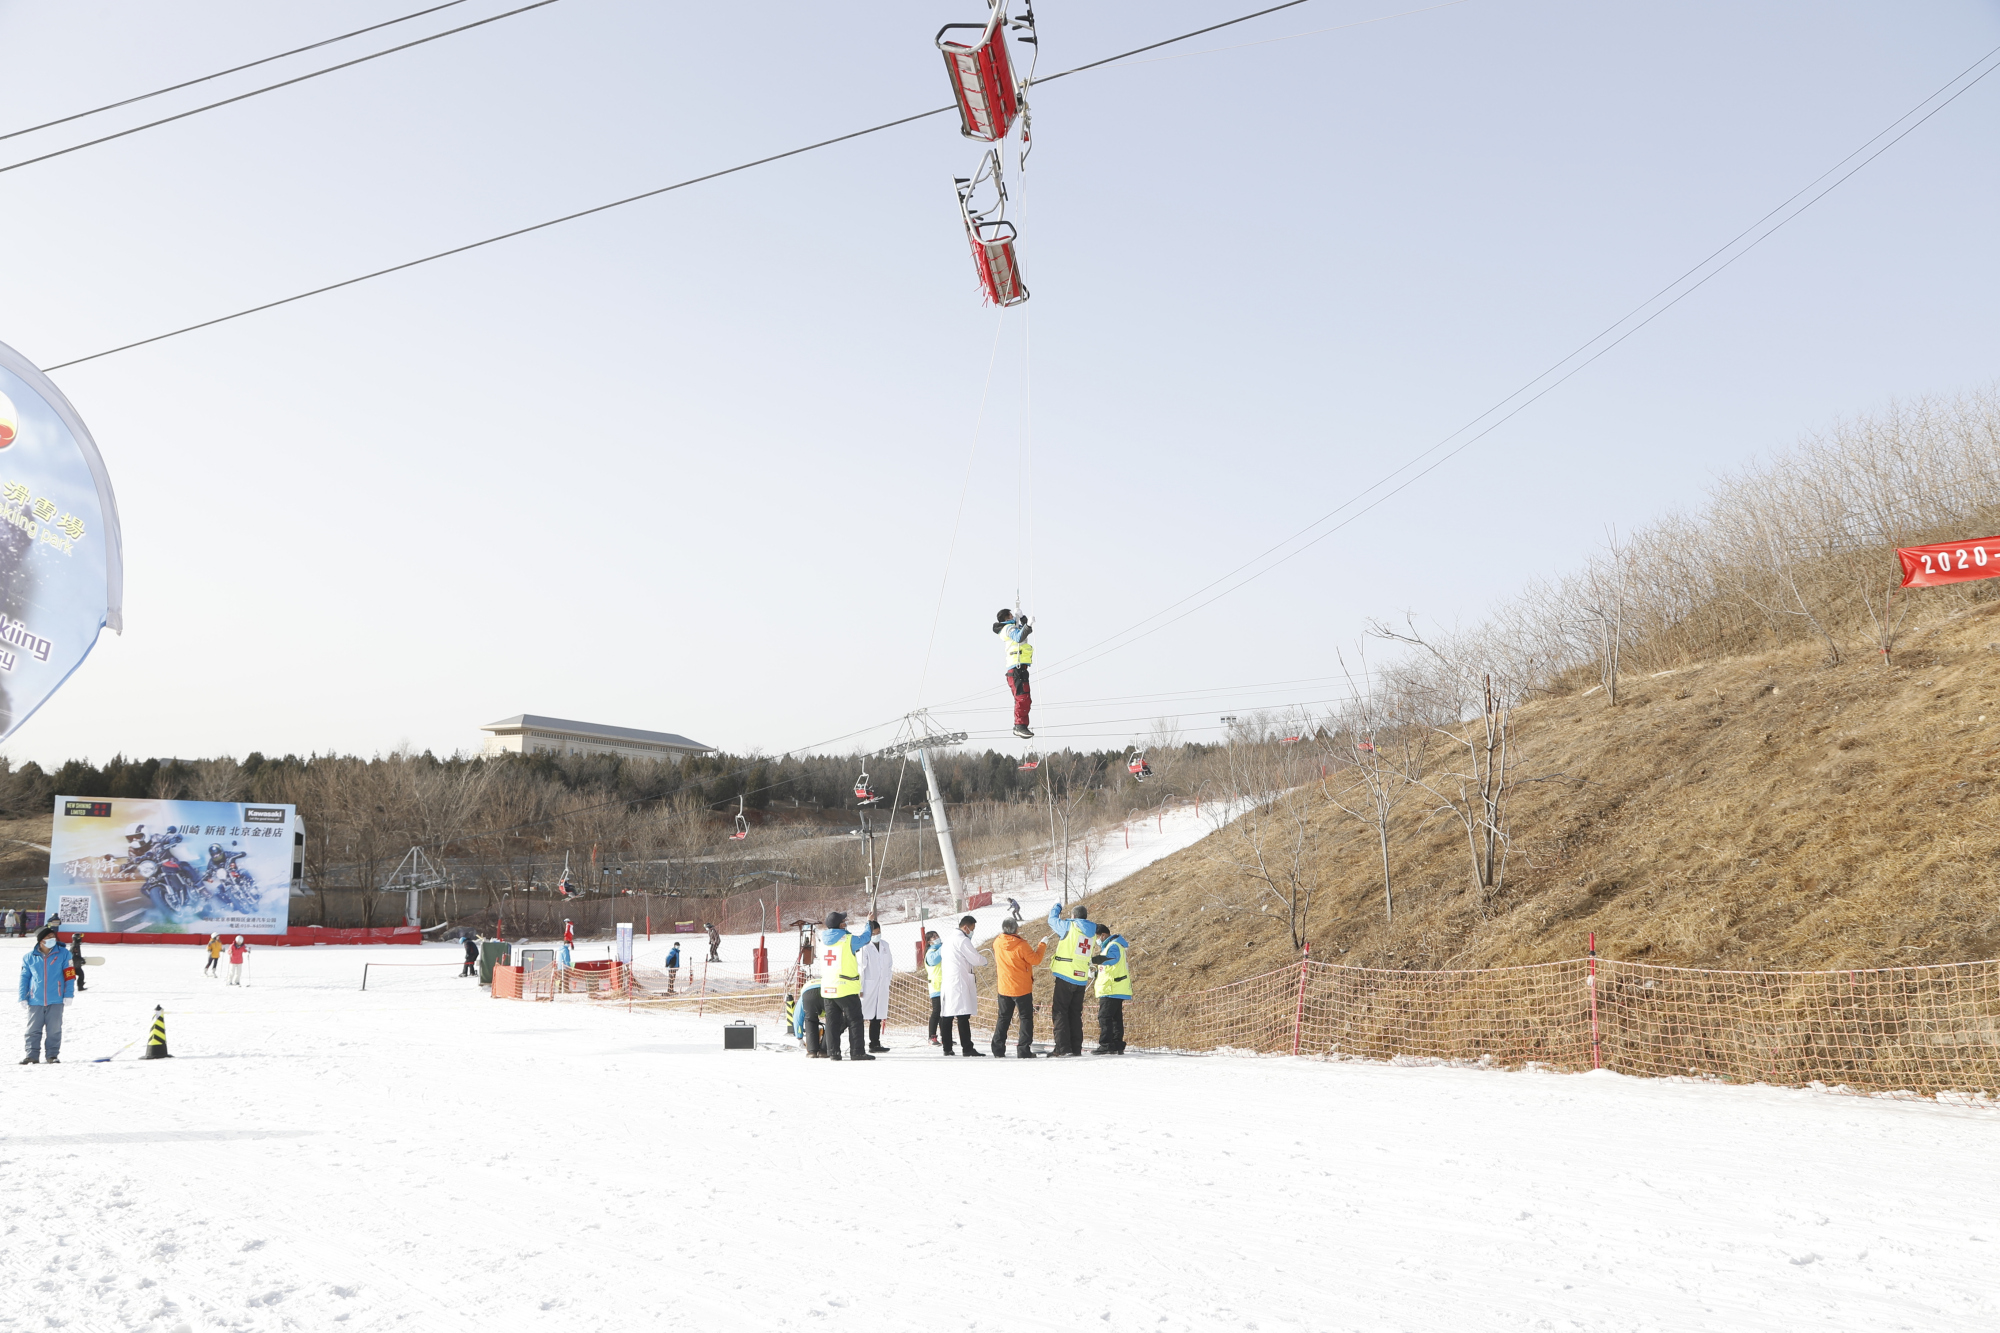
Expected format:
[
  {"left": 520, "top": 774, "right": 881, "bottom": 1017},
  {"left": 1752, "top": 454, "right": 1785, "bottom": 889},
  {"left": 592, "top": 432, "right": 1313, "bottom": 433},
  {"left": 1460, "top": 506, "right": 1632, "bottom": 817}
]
[
  {"left": 937, "top": 914, "right": 988, "bottom": 1056},
  {"left": 858, "top": 926, "right": 894, "bottom": 1053}
]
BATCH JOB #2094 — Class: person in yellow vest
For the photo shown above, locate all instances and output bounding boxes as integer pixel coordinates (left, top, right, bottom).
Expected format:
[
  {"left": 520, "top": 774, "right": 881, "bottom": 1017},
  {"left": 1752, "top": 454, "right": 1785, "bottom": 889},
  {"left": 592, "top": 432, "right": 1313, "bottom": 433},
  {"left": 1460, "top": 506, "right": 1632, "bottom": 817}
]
[
  {"left": 993, "top": 608, "right": 1035, "bottom": 739},
  {"left": 1091, "top": 925, "right": 1131, "bottom": 1055},
  {"left": 924, "top": 930, "right": 944, "bottom": 1046},
  {"left": 1044, "top": 900, "right": 1101, "bottom": 1057},
  {"left": 204, "top": 933, "right": 225, "bottom": 978},
  {"left": 816, "top": 911, "right": 876, "bottom": 1062}
]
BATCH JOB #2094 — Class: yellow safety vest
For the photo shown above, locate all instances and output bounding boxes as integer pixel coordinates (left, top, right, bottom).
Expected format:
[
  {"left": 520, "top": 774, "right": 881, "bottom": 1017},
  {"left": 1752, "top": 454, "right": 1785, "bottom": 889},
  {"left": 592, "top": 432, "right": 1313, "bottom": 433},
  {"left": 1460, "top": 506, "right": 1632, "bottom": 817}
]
[
  {"left": 1093, "top": 941, "right": 1132, "bottom": 999},
  {"left": 1052, "top": 921, "right": 1091, "bottom": 985},
  {"left": 927, "top": 958, "right": 943, "bottom": 997},
  {"left": 820, "top": 933, "right": 862, "bottom": 999},
  {"left": 1005, "top": 632, "right": 1034, "bottom": 667}
]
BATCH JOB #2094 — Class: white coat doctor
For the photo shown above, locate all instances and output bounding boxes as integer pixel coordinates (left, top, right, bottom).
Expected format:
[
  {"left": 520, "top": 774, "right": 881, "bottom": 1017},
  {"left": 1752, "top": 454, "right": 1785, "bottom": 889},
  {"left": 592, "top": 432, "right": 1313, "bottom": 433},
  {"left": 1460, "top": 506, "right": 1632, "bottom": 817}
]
[
  {"left": 858, "top": 928, "right": 894, "bottom": 1053},
  {"left": 937, "top": 914, "right": 989, "bottom": 1057}
]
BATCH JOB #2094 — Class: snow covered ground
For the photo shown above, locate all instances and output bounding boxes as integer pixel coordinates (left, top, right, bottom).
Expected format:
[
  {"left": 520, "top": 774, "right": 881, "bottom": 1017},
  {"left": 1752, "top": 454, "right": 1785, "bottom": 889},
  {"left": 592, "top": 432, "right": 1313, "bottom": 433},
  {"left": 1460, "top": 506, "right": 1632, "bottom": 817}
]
[{"left": 5, "top": 799, "right": 1997, "bottom": 1332}]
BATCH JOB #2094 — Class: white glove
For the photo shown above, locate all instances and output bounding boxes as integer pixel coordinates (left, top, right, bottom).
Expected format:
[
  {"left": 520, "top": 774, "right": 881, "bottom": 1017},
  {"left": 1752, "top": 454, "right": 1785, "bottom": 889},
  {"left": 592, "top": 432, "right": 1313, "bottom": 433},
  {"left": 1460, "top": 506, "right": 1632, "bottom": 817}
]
[{"left": 18, "top": 1001, "right": 28, "bottom": 1012}]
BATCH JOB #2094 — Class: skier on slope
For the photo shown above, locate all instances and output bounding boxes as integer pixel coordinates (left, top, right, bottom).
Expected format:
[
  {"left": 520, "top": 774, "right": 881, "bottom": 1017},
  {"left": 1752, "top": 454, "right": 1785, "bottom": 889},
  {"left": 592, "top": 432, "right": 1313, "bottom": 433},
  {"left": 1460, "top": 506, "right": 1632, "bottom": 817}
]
[
  {"left": 461, "top": 932, "right": 479, "bottom": 978},
  {"left": 227, "top": 935, "right": 250, "bottom": 986},
  {"left": 663, "top": 942, "right": 682, "bottom": 995},
  {"left": 993, "top": 608, "right": 1034, "bottom": 739},
  {"left": 204, "top": 933, "right": 224, "bottom": 977}
]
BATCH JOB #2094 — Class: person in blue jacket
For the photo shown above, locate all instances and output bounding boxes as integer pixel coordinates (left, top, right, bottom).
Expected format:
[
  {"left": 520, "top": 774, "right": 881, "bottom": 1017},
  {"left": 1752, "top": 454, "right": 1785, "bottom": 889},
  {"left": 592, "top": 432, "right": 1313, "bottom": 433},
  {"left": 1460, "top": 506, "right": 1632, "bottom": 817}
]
[
  {"left": 1045, "top": 900, "right": 1100, "bottom": 1057},
  {"left": 924, "top": 930, "right": 944, "bottom": 1046},
  {"left": 817, "top": 911, "right": 876, "bottom": 1062},
  {"left": 664, "top": 942, "right": 682, "bottom": 995},
  {"left": 19, "top": 924, "right": 75, "bottom": 1064}
]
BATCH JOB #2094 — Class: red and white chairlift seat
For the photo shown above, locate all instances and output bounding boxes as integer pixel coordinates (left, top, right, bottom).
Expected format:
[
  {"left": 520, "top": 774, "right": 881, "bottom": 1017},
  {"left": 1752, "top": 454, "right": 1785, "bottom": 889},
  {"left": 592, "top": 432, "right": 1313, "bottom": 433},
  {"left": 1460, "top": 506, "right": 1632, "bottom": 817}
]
[
  {"left": 1017, "top": 753, "right": 1040, "bottom": 771},
  {"left": 937, "top": 4, "right": 1027, "bottom": 143},
  {"left": 966, "top": 217, "right": 1028, "bottom": 307}
]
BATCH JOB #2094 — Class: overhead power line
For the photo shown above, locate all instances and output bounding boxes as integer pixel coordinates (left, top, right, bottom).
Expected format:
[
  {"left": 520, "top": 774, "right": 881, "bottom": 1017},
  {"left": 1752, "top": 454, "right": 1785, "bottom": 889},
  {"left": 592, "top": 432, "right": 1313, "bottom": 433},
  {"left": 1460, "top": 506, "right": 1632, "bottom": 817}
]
[
  {"left": 1016, "top": 38, "right": 2000, "bottom": 688},
  {"left": 43, "top": 0, "right": 1349, "bottom": 371},
  {"left": 0, "top": 0, "right": 566, "bottom": 180},
  {"left": 0, "top": 0, "right": 474, "bottom": 144}
]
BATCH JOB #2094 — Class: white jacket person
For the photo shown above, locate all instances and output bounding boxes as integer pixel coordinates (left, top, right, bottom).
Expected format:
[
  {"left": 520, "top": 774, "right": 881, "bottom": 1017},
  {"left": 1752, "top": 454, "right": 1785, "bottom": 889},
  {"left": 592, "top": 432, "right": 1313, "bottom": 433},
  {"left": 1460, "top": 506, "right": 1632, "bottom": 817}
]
[
  {"left": 858, "top": 933, "right": 893, "bottom": 1022},
  {"left": 938, "top": 921, "right": 987, "bottom": 1019}
]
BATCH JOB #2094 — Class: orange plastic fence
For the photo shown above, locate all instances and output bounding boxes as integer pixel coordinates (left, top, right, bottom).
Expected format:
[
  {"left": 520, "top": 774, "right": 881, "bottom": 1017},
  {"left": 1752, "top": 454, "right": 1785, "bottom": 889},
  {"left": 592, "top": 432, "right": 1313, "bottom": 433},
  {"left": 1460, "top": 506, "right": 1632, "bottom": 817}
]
[{"left": 1130, "top": 957, "right": 2000, "bottom": 1098}]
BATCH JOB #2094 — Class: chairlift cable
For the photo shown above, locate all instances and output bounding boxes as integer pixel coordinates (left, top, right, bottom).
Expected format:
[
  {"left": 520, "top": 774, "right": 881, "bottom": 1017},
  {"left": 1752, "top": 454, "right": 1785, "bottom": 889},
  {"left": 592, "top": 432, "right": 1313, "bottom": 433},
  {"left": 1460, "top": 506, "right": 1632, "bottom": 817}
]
[
  {"left": 1000, "top": 37, "right": 2000, "bottom": 690},
  {"left": 0, "top": 0, "right": 568, "bottom": 180},
  {"left": 0, "top": 0, "right": 476, "bottom": 144},
  {"left": 43, "top": 0, "right": 1364, "bottom": 370}
]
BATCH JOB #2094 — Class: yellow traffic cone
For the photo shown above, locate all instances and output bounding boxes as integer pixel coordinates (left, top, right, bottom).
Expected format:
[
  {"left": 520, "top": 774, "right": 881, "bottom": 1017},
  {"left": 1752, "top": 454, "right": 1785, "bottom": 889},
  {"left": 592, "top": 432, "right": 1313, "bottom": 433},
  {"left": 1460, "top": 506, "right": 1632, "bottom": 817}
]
[{"left": 142, "top": 1004, "right": 172, "bottom": 1060}]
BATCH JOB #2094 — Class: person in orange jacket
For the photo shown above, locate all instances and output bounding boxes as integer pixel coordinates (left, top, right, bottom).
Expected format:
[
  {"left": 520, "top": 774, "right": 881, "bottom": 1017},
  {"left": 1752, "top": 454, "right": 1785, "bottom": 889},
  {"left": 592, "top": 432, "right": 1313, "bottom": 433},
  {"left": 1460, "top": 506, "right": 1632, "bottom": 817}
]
[{"left": 989, "top": 918, "right": 1047, "bottom": 1058}]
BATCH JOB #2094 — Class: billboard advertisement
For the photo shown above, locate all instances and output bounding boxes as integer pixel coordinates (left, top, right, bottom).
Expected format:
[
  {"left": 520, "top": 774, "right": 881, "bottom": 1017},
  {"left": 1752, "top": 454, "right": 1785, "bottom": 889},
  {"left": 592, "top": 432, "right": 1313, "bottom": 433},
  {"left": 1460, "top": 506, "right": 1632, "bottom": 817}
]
[
  {"left": 45, "top": 797, "right": 296, "bottom": 935},
  {"left": 0, "top": 339, "right": 124, "bottom": 741}
]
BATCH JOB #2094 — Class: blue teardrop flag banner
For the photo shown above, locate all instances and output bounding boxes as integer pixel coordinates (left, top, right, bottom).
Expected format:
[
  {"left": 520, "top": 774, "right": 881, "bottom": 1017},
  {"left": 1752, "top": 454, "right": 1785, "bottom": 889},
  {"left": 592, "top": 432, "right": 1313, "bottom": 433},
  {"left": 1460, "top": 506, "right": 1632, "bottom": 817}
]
[{"left": 0, "top": 339, "right": 123, "bottom": 741}]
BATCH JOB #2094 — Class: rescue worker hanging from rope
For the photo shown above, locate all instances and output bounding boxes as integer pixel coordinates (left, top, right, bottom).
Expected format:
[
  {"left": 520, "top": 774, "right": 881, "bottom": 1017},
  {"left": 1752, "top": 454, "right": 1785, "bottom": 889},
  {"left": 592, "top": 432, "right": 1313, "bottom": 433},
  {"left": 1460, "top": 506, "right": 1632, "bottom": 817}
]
[{"left": 994, "top": 607, "right": 1034, "bottom": 738}]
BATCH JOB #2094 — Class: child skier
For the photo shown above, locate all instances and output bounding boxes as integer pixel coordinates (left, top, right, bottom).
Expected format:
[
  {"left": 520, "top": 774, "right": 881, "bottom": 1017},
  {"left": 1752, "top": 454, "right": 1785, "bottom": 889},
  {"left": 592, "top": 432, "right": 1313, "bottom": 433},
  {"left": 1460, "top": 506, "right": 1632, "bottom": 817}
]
[
  {"left": 993, "top": 608, "right": 1034, "bottom": 739},
  {"left": 227, "top": 935, "right": 249, "bottom": 986},
  {"left": 205, "top": 933, "right": 224, "bottom": 977}
]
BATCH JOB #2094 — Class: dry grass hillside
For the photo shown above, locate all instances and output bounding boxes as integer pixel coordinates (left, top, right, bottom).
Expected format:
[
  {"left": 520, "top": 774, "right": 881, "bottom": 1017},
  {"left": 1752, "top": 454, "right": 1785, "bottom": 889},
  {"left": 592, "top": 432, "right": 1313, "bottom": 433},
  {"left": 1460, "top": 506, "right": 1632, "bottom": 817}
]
[{"left": 1089, "top": 601, "right": 2000, "bottom": 993}]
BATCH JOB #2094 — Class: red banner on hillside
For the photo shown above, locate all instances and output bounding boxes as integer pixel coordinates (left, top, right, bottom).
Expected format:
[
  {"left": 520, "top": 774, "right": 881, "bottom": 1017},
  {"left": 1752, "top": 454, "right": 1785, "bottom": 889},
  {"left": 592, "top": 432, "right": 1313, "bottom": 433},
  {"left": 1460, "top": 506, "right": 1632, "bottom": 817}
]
[{"left": 1898, "top": 536, "right": 2000, "bottom": 588}]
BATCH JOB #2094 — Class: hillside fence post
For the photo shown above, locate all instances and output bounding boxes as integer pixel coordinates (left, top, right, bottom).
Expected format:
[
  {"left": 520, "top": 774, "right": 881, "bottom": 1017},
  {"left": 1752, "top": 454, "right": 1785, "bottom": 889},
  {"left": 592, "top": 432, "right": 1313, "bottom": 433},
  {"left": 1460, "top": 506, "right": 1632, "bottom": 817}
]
[
  {"left": 1587, "top": 932, "right": 1601, "bottom": 1071},
  {"left": 1291, "top": 943, "right": 1311, "bottom": 1056}
]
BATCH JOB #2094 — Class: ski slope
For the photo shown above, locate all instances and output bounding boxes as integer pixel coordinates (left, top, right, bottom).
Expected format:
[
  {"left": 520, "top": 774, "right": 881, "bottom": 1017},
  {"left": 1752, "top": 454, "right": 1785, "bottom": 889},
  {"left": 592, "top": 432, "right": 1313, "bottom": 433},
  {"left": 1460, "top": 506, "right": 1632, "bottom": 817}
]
[{"left": 3, "top": 798, "right": 1995, "bottom": 1332}]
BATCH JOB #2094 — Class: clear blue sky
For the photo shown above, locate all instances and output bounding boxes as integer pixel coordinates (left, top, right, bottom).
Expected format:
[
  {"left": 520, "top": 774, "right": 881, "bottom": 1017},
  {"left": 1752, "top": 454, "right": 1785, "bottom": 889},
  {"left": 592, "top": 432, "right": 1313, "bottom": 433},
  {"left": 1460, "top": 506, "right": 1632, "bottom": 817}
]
[{"left": 2, "top": 0, "right": 1996, "bottom": 766}]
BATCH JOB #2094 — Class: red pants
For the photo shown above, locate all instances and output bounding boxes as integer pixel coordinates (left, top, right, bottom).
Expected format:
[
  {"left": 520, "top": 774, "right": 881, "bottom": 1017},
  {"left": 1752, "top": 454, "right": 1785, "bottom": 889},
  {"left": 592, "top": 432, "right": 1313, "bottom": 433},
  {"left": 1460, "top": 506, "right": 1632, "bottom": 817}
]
[{"left": 1006, "top": 666, "right": 1031, "bottom": 726}]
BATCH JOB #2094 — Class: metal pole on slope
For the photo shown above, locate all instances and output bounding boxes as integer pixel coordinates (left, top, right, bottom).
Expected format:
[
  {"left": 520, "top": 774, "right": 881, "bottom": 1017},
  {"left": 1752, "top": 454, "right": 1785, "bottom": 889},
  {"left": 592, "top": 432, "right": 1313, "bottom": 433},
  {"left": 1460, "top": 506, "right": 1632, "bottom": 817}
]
[
  {"left": 1291, "top": 942, "right": 1311, "bottom": 1056},
  {"left": 916, "top": 746, "right": 967, "bottom": 913},
  {"left": 1587, "top": 931, "right": 1602, "bottom": 1071}
]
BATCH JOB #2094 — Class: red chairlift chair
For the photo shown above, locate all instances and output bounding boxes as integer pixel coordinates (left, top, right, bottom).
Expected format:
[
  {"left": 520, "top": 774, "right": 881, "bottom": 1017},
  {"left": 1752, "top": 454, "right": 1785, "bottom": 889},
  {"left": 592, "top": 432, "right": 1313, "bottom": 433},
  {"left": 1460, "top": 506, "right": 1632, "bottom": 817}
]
[
  {"left": 854, "top": 770, "right": 880, "bottom": 806},
  {"left": 937, "top": 2, "right": 1035, "bottom": 143},
  {"left": 1017, "top": 753, "right": 1040, "bottom": 771},
  {"left": 729, "top": 795, "right": 749, "bottom": 841},
  {"left": 956, "top": 153, "right": 1029, "bottom": 308}
]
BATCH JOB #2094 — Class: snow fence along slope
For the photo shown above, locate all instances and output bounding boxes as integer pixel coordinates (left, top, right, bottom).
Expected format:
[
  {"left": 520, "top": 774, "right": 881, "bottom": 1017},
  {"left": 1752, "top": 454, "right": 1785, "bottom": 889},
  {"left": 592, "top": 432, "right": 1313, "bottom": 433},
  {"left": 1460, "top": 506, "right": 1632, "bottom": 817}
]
[
  {"left": 575, "top": 802, "right": 2000, "bottom": 1100},
  {"left": 8, "top": 942, "right": 2000, "bottom": 1333}
]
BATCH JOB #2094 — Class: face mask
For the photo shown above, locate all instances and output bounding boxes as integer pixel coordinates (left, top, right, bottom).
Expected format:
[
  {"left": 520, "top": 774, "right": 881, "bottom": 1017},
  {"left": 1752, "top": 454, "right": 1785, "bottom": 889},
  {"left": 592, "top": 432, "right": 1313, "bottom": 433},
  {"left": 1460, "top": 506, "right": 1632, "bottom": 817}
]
[{"left": 39, "top": 939, "right": 53, "bottom": 950}]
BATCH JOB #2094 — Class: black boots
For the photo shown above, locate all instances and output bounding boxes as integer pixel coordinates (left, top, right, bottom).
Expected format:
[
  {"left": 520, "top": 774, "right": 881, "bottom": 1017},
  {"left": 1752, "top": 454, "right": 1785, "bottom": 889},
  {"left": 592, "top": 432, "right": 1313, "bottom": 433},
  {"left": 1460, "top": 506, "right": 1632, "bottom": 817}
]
[{"left": 867, "top": 1019, "right": 889, "bottom": 1053}]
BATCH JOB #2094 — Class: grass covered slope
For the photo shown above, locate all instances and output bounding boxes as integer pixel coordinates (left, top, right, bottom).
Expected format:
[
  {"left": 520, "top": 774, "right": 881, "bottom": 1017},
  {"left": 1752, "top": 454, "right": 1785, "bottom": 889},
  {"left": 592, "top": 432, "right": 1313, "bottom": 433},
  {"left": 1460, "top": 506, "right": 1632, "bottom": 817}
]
[{"left": 1090, "top": 602, "right": 2000, "bottom": 989}]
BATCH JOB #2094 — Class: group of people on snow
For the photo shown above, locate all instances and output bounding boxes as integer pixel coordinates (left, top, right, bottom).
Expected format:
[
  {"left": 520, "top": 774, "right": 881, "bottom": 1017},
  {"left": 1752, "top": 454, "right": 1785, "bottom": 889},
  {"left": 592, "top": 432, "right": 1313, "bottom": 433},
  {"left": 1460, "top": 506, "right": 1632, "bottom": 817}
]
[{"left": 786, "top": 900, "right": 1129, "bottom": 1060}]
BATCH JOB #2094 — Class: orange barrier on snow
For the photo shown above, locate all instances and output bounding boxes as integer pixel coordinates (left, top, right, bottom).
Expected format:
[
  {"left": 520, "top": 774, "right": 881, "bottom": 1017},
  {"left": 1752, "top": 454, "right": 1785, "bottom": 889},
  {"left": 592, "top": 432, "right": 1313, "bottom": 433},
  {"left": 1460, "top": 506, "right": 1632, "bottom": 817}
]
[
  {"left": 1130, "top": 955, "right": 2000, "bottom": 1100},
  {"left": 492, "top": 965, "right": 521, "bottom": 999}
]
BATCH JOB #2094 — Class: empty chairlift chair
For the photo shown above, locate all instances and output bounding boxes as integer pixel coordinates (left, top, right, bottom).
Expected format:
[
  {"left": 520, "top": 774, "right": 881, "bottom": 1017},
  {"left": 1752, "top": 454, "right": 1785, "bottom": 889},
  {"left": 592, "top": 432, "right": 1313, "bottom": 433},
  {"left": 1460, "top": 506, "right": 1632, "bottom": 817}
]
[{"left": 937, "top": 2, "right": 1033, "bottom": 143}]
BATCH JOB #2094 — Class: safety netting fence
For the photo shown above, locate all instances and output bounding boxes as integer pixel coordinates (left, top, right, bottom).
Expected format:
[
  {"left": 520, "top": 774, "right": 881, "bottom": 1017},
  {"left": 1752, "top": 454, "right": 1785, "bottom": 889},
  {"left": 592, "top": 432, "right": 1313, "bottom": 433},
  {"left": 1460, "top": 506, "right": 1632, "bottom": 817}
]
[
  {"left": 1130, "top": 956, "right": 2000, "bottom": 1100},
  {"left": 497, "top": 949, "right": 2000, "bottom": 1098}
]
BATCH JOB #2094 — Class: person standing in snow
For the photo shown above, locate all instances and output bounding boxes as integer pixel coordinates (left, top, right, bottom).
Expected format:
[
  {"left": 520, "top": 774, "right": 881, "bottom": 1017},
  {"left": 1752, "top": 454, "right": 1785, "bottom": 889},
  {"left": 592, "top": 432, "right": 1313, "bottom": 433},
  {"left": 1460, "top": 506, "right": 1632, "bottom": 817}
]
[
  {"left": 461, "top": 932, "right": 479, "bottom": 978},
  {"left": 205, "top": 933, "right": 224, "bottom": 977},
  {"left": 1006, "top": 897, "right": 1022, "bottom": 919},
  {"left": 993, "top": 608, "right": 1035, "bottom": 739},
  {"left": 2, "top": 910, "right": 15, "bottom": 937},
  {"left": 1045, "top": 901, "right": 1099, "bottom": 1057},
  {"left": 938, "top": 914, "right": 988, "bottom": 1056},
  {"left": 562, "top": 918, "right": 574, "bottom": 947},
  {"left": 227, "top": 935, "right": 250, "bottom": 986},
  {"left": 1091, "top": 924, "right": 1131, "bottom": 1055},
  {"left": 705, "top": 923, "right": 721, "bottom": 963},
  {"left": 663, "top": 942, "right": 682, "bottom": 995},
  {"left": 990, "top": 918, "right": 1046, "bottom": 1057},
  {"left": 858, "top": 925, "right": 893, "bottom": 1053},
  {"left": 924, "top": 930, "right": 944, "bottom": 1046},
  {"left": 19, "top": 924, "right": 75, "bottom": 1063},
  {"left": 68, "top": 934, "right": 86, "bottom": 992},
  {"left": 817, "top": 912, "right": 877, "bottom": 1062}
]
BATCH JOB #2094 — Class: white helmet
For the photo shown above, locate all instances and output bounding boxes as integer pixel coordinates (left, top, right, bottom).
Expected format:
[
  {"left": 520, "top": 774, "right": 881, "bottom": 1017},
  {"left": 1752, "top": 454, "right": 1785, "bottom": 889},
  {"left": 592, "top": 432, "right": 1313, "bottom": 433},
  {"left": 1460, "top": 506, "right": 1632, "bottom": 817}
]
[{"left": 234, "top": 935, "right": 244, "bottom": 943}]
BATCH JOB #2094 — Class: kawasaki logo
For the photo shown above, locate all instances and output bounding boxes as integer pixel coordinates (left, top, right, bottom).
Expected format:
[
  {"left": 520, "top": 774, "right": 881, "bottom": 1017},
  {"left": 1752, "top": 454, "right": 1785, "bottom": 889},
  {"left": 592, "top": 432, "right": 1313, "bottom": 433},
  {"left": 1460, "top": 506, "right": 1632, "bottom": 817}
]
[{"left": 243, "top": 806, "right": 287, "bottom": 824}]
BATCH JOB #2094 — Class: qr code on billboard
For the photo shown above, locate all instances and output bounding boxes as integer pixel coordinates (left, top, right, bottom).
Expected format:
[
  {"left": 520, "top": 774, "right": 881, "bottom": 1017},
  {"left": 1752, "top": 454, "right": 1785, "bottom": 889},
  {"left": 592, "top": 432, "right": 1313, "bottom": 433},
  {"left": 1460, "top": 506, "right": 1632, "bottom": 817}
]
[{"left": 56, "top": 895, "right": 91, "bottom": 925}]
